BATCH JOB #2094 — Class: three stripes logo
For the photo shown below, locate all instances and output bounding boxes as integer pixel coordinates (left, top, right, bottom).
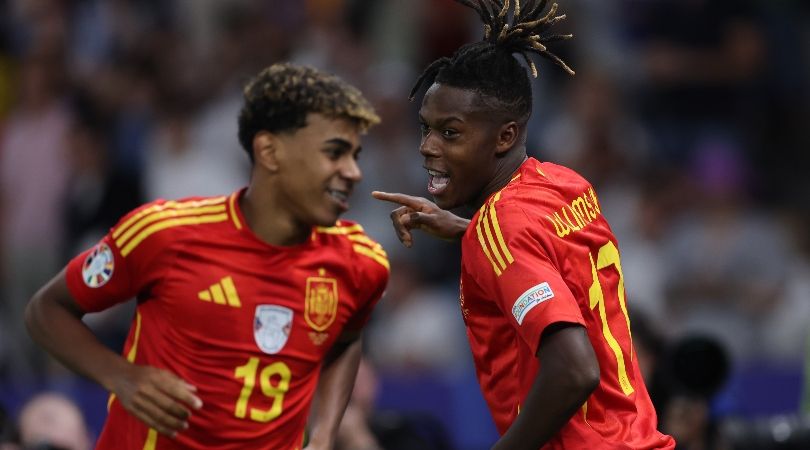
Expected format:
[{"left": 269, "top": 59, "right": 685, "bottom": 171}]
[
  {"left": 198, "top": 276, "right": 242, "bottom": 308},
  {"left": 476, "top": 191, "right": 514, "bottom": 276},
  {"left": 111, "top": 197, "right": 230, "bottom": 257}
]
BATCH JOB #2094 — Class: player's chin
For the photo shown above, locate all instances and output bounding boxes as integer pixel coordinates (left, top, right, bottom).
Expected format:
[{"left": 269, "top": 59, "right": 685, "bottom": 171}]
[
  {"left": 311, "top": 207, "right": 344, "bottom": 228},
  {"left": 432, "top": 192, "right": 461, "bottom": 211}
]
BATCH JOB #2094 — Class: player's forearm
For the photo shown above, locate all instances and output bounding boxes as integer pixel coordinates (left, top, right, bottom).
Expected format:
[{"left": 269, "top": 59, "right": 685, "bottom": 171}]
[
  {"left": 492, "top": 326, "right": 600, "bottom": 450},
  {"left": 24, "top": 273, "right": 130, "bottom": 392},
  {"left": 492, "top": 367, "right": 597, "bottom": 449},
  {"left": 307, "top": 338, "right": 363, "bottom": 448}
]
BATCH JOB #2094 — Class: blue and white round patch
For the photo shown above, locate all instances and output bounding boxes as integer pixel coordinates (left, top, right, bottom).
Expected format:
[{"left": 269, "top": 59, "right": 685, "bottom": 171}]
[{"left": 82, "top": 243, "right": 114, "bottom": 288}]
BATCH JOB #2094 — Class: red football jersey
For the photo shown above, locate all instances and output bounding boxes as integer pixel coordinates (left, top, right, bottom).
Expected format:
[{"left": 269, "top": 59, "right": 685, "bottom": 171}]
[
  {"left": 65, "top": 189, "right": 389, "bottom": 450},
  {"left": 460, "top": 158, "right": 675, "bottom": 449}
]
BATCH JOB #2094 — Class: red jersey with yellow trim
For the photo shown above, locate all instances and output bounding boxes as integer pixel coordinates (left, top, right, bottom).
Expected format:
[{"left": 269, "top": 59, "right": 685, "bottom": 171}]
[
  {"left": 65, "top": 189, "right": 389, "bottom": 450},
  {"left": 460, "top": 158, "right": 674, "bottom": 449}
]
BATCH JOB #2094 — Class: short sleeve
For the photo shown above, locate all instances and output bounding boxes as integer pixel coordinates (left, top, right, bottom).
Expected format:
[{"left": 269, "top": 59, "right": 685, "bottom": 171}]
[
  {"left": 65, "top": 202, "right": 171, "bottom": 313},
  {"left": 344, "top": 249, "right": 389, "bottom": 332},
  {"left": 466, "top": 203, "right": 585, "bottom": 355}
]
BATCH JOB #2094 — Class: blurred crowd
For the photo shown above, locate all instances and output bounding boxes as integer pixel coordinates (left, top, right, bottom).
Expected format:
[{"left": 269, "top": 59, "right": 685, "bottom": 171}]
[{"left": 0, "top": 0, "right": 808, "bottom": 449}]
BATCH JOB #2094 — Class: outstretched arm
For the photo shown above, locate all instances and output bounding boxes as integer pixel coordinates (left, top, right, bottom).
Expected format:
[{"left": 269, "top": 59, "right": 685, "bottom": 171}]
[
  {"left": 305, "top": 332, "right": 364, "bottom": 450},
  {"left": 25, "top": 269, "right": 202, "bottom": 437},
  {"left": 372, "top": 191, "right": 469, "bottom": 247},
  {"left": 492, "top": 324, "right": 600, "bottom": 450}
]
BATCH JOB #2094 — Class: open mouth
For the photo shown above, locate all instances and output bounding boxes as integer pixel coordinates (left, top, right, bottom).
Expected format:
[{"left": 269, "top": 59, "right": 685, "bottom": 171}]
[
  {"left": 327, "top": 189, "right": 351, "bottom": 210},
  {"left": 427, "top": 169, "right": 450, "bottom": 195}
]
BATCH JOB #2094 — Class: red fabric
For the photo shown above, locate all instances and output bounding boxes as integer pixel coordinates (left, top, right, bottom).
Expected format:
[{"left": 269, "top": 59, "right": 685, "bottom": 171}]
[
  {"left": 66, "top": 190, "right": 388, "bottom": 449},
  {"left": 460, "top": 158, "right": 675, "bottom": 449}
]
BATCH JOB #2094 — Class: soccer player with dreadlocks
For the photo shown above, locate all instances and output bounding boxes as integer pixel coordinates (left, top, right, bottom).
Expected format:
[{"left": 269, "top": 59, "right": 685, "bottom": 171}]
[
  {"left": 374, "top": 1, "right": 676, "bottom": 448},
  {"left": 26, "top": 63, "right": 389, "bottom": 449}
]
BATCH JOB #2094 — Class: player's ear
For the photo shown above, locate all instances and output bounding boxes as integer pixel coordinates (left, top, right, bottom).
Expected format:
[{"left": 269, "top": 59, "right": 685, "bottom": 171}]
[
  {"left": 495, "top": 121, "right": 519, "bottom": 155},
  {"left": 253, "top": 131, "right": 280, "bottom": 172}
]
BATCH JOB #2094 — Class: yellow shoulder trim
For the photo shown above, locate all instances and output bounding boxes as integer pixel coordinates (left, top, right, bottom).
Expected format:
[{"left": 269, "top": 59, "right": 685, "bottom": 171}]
[
  {"left": 316, "top": 223, "right": 388, "bottom": 270},
  {"left": 113, "top": 197, "right": 227, "bottom": 239},
  {"left": 353, "top": 244, "right": 390, "bottom": 270},
  {"left": 315, "top": 223, "right": 365, "bottom": 235},
  {"left": 120, "top": 213, "right": 228, "bottom": 257},
  {"left": 228, "top": 192, "right": 243, "bottom": 230},
  {"left": 475, "top": 192, "right": 514, "bottom": 276}
]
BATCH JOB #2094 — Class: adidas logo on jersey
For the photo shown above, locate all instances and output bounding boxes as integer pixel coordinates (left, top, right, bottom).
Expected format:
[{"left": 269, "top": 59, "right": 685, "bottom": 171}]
[{"left": 198, "top": 276, "right": 242, "bottom": 307}]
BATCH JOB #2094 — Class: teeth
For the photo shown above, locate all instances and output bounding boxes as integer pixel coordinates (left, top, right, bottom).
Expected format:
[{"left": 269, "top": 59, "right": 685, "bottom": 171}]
[
  {"left": 328, "top": 190, "right": 348, "bottom": 202},
  {"left": 427, "top": 169, "right": 448, "bottom": 177}
]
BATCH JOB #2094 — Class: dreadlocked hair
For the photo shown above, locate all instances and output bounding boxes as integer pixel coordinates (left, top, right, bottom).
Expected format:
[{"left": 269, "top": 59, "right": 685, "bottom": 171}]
[
  {"left": 238, "top": 63, "right": 380, "bottom": 161},
  {"left": 410, "top": 0, "right": 575, "bottom": 123}
]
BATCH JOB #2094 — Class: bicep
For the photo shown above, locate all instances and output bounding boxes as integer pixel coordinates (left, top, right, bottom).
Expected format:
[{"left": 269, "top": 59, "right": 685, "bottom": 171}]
[
  {"left": 537, "top": 324, "right": 599, "bottom": 386},
  {"left": 323, "top": 331, "right": 362, "bottom": 368},
  {"left": 31, "top": 268, "right": 88, "bottom": 318}
]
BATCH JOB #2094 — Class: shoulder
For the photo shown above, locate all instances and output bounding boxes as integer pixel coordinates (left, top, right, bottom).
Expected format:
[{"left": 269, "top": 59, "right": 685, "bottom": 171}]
[
  {"left": 507, "top": 160, "right": 604, "bottom": 234},
  {"left": 110, "top": 194, "right": 234, "bottom": 258},
  {"left": 313, "top": 220, "right": 390, "bottom": 277}
]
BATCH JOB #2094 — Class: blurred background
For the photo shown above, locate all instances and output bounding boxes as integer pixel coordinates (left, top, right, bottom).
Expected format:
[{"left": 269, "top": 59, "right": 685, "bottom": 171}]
[{"left": 0, "top": 0, "right": 808, "bottom": 449}]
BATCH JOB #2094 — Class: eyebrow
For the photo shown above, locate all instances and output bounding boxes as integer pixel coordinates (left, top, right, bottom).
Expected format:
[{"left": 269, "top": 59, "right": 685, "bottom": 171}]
[
  {"left": 324, "top": 138, "right": 360, "bottom": 153},
  {"left": 324, "top": 138, "right": 353, "bottom": 149},
  {"left": 418, "top": 114, "right": 464, "bottom": 126}
]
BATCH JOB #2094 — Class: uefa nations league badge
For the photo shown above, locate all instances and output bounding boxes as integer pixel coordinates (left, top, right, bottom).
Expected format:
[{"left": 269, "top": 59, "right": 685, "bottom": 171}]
[
  {"left": 254, "top": 305, "right": 293, "bottom": 354},
  {"left": 82, "top": 243, "right": 115, "bottom": 288}
]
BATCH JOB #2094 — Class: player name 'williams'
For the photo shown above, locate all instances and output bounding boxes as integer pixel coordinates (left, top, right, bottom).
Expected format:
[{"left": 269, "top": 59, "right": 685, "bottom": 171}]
[{"left": 545, "top": 187, "right": 601, "bottom": 238}]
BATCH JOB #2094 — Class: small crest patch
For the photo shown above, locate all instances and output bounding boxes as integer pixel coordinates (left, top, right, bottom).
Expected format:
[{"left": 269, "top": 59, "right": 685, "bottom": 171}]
[
  {"left": 82, "top": 243, "right": 114, "bottom": 288},
  {"left": 253, "top": 305, "right": 293, "bottom": 354},
  {"left": 304, "top": 276, "right": 339, "bottom": 332},
  {"left": 512, "top": 282, "right": 555, "bottom": 325}
]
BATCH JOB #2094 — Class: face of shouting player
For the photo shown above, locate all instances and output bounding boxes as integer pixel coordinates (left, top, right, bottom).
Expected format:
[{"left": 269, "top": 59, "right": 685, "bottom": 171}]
[
  {"left": 266, "top": 113, "right": 363, "bottom": 228},
  {"left": 418, "top": 83, "right": 518, "bottom": 210}
]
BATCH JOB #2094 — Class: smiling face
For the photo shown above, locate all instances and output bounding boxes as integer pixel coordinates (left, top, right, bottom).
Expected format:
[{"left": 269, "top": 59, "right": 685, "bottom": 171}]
[
  {"left": 266, "top": 113, "right": 363, "bottom": 227},
  {"left": 419, "top": 83, "right": 516, "bottom": 210}
]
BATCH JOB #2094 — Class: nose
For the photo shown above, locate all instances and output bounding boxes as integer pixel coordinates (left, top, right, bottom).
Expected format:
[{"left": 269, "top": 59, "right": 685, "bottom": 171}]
[
  {"left": 340, "top": 156, "right": 362, "bottom": 183},
  {"left": 419, "top": 133, "right": 440, "bottom": 158}
]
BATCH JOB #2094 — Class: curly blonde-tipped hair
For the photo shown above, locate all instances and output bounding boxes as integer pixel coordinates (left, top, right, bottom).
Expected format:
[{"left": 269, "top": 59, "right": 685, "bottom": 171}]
[{"left": 238, "top": 63, "right": 380, "bottom": 160}]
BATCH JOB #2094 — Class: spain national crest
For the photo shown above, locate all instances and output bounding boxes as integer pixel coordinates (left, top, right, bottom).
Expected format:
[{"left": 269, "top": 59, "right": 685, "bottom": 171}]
[
  {"left": 253, "top": 305, "right": 293, "bottom": 354},
  {"left": 304, "top": 276, "right": 339, "bottom": 332}
]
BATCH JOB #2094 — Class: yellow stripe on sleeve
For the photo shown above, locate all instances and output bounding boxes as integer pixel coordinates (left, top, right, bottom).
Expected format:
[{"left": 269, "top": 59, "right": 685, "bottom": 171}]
[
  {"left": 114, "top": 205, "right": 227, "bottom": 248},
  {"left": 228, "top": 192, "right": 243, "bottom": 230},
  {"left": 352, "top": 244, "right": 390, "bottom": 270},
  {"left": 489, "top": 193, "right": 514, "bottom": 264},
  {"left": 347, "top": 234, "right": 387, "bottom": 256},
  {"left": 475, "top": 206, "right": 502, "bottom": 276},
  {"left": 112, "top": 197, "right": 227, "bottom": 239},
  {"left": 482, "top": 206, "right": 507, "bottom": 271},
  {"left": 120, "top": 214, "right": 228, "bottom": 256}
]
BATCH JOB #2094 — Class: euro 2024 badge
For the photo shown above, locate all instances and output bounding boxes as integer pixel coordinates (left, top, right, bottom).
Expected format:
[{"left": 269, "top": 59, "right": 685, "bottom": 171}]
[
  {"left": 305, "top": 272, "right": 338, "bottom": 346},
  {"left": 254, "top": 305, "right": 293, "bottom": 354},
  {"left": 82, "top": 243, "right": 114, "bottom": 288}
]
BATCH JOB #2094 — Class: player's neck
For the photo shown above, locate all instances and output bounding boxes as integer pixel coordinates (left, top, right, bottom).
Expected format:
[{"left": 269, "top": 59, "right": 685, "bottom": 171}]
[
  {"left": 240, "top": 186, "right": 311, "bottom": 247},
  {"left": 470, "top": 152, "right": 527, "bottom": 209}
]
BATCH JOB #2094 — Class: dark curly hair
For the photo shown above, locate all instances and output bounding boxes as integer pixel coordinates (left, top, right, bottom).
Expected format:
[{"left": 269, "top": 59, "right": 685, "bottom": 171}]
[
  {"left": 411, "top": 0, "right": 575, "bottom": 124},
  {"left": 238, "top": 63, "right": 380, "bottom": 161}
]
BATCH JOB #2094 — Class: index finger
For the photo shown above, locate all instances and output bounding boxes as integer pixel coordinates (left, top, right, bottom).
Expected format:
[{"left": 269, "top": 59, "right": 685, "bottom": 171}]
[{"left": 371, "top": 191, "right": 425, "bottom": 209}]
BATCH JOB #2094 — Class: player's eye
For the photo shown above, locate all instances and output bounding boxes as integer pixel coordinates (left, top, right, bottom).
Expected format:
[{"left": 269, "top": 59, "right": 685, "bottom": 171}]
[
  {"left": 442, "top": 129, "right": 459, "bottom": 139},
  {"left": 324, "top": 148, "right": 343, "bottom": 160}
]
